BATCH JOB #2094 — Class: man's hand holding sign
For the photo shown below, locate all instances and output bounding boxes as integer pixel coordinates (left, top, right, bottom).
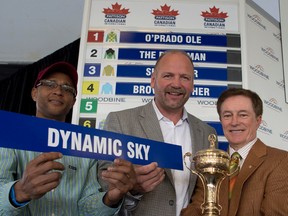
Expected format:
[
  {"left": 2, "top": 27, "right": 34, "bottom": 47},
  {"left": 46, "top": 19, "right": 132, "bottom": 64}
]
[
  {"left": 102, "top": 159, "right": 137, "bottom": 206},
  {"left": 132, "top": 162, "right": 165, "bottom": 195},
  {"left": 15, "top": 152, "right": 65, "bottom": 202}
]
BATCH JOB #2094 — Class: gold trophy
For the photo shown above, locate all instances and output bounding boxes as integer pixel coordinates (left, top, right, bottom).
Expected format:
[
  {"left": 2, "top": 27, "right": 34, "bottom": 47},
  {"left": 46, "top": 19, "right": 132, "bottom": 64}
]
[{"left": 184, "top": 134, "right": 233, "bottom": 216}]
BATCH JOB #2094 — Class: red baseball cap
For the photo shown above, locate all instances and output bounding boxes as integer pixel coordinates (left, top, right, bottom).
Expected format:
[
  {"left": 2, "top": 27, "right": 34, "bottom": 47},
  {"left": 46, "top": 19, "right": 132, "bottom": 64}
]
[{"left": 34, "top": 61, "right": 78, "bottom": 90}]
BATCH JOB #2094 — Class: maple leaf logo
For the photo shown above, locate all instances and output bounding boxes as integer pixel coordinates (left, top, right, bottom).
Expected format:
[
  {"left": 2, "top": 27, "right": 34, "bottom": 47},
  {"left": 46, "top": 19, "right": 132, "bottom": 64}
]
[
  {"left": 201, "top": 6, "right": 228, "bottom": 18},
  {"left": 152, "top": 4, "right": 179, "bottom": 16},
  {"left": 103, "top": 2, "right": 130, "bottom": 15}
]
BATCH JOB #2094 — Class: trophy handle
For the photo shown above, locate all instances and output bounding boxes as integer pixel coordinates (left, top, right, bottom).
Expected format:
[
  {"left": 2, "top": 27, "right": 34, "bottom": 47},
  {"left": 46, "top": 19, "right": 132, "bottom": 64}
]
[
  {"left": 183, "top": 152, "right": 198, "bottom": 175},
  {"left": 183, "top": 152, "right": 206, "bottom": 183}
]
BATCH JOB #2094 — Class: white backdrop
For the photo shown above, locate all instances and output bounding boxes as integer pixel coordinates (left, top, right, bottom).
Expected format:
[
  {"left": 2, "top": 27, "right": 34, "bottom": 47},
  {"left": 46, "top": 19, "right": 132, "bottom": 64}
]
[{"left": 71, "top": 0, "right": 288, "bottom": 151}]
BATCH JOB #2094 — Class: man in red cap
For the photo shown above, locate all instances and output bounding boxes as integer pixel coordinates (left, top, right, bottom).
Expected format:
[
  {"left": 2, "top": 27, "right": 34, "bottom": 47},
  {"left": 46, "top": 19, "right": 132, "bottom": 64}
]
[
  {"left": 32, "top": 61, "right": 78, "bottom": 122},
  {"left": 0, "top": 61, "right": 136, "bottom": 215}
]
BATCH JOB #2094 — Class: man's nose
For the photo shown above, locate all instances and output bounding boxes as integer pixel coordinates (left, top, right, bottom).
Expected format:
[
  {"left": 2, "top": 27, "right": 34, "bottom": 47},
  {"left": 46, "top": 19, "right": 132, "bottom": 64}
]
[
  {"left": 171, "top": 77, "right": 181, "bottom": 87},
  {"left": 231, "top": 115, "right": 239, "bottom": 125},
  {"left": 53, "top": 85, "right": 64, "bottom": 95}
]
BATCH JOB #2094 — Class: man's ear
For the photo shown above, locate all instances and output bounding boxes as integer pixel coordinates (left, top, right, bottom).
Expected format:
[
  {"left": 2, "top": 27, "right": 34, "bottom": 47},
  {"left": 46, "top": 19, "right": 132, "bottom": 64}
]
[
  {"left": 31, "top": 87, "right": 38, "bottom": 102},
  {"left": 150, "top": 72, "right": 156, "bottom": 88},
  {"left": 256, "top": 115, "right": 262, "bottom": 128},
  {"left": 72, "top": 97, "right": 76, "bottom": 106}
]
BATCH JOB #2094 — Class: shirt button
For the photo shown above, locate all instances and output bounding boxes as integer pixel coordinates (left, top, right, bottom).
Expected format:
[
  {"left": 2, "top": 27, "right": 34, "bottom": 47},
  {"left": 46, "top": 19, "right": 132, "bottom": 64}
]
[{"left": 169, "top": 200, "right": 174, "bottom": 206}]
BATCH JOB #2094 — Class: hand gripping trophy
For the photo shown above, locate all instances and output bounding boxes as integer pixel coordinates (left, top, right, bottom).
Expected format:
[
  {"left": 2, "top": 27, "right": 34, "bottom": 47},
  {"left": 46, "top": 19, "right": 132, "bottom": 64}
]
[{"left": 184, "top": 134, "right": 239, "bottom": 216}]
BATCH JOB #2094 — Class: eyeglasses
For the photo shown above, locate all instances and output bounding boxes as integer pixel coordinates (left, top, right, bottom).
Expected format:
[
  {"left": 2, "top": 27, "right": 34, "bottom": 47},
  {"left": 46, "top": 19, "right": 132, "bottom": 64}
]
[{"left": 36, "top": 79, "right": 76, "bottom": 97}]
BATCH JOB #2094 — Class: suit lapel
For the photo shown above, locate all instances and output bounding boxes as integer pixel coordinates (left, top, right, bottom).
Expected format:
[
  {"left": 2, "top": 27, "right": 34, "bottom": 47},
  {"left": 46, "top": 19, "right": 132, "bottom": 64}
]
[
  {"left": 138, "top": 102, "right": 174, "bottom": 185},
  {"left": 188, "top": 114, "right": 204, "bottom": 154},
  {"left": 186, "top": 114, "right": 205, "bottom": 199},
  {"left": 138, "top": 102, "right": 164, "bottom": 142},
  {"left": 229, "top": 140, "right": 267, "bottom": 215}
]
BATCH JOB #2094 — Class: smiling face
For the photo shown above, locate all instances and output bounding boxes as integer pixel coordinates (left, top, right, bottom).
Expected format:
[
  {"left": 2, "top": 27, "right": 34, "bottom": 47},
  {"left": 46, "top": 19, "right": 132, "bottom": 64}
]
[
  {"left": 151, "top": 51, "right": 194, "bottom": 120},
  {"left": 219, "top": 95, "right": 262, "bottom": 150},
  {"left": 31, "top": 72, "right": 76, "bottom": 122}
]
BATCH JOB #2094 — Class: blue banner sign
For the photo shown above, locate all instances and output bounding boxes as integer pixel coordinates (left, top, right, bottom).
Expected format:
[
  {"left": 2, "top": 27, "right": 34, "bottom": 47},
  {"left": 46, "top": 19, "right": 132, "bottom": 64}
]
[
  {"left": 117, "top": 65, "right": 153, "bottom": 78},
  {"left": 116, "top": 65, "right": 228, "bottom": 81},
  {"left": 206, "top": 121, "right": 224, "bottom": 136},
  {"left": 218, "top": 141, "right": 229, "bottom": 151},
  {"left": 0, "top": 110, "right": 183, "bottom": 170},
  {"left": 115, "top": 83, "right": 227, "bottom": 98},
  {"left": 118, "top": 48, "right": 227, "bottom": 63},
  {"left": 120, "top": 31, "right": 228, "bottom": 47}
]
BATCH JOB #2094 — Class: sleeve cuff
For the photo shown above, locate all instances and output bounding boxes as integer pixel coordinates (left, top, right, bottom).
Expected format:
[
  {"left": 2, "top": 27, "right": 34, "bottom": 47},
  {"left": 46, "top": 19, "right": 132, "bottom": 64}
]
[{"left": 9, "top": 184, "right": 29, "bottom": 208}]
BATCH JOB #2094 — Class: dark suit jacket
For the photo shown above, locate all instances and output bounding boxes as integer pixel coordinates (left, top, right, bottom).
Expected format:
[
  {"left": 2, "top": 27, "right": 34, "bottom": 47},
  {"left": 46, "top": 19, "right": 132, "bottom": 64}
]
[
  {"left": 98, "top": 101, "right": 216, "bottom": 216},
  {"left": 181, "top": 139, "right": 288, "bottom": 216}
]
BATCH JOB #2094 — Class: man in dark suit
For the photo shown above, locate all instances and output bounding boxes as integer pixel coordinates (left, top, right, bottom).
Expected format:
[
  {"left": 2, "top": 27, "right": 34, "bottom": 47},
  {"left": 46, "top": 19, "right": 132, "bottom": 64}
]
[
  {"left": 98, "top": 50, "right": 216, "bottom": 216},
  {"left": 181, "top": 88, "right": 288, "bottom": 216}
]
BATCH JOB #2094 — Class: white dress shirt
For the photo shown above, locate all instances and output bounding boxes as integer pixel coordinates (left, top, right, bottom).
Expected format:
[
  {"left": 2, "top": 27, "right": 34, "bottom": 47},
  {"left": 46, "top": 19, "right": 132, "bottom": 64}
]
[
  {"left": 153, "top": 101, "right": 192, "bottom": 216},
  {"left": 229, "top": 137, "right": 258, "bottom": 169}
]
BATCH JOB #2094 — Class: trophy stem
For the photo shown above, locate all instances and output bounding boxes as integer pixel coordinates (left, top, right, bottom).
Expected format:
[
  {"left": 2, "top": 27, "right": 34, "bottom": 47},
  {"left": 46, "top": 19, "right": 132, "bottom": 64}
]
[{"left": 198, "top": 173, "right": 225, "bottom": 216}]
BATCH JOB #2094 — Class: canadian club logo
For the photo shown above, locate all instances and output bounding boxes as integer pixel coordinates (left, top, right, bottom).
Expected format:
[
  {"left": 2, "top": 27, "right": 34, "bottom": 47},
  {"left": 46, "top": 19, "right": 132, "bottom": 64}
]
[
  {"left": 201, "top": 6, "right": 228, "bottom": 29},
  {"left": 152, "top": 4, "right": 179, "bottom": 27},
  {"left": 102, "top": 2, "right": 130, "bottom": 25}
]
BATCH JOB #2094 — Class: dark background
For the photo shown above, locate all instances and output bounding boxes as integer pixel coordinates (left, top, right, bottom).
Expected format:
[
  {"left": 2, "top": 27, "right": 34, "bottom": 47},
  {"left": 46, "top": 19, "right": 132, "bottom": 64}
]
[{"left": 0, "top": 39, "right": 80, "bottom": 123}]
